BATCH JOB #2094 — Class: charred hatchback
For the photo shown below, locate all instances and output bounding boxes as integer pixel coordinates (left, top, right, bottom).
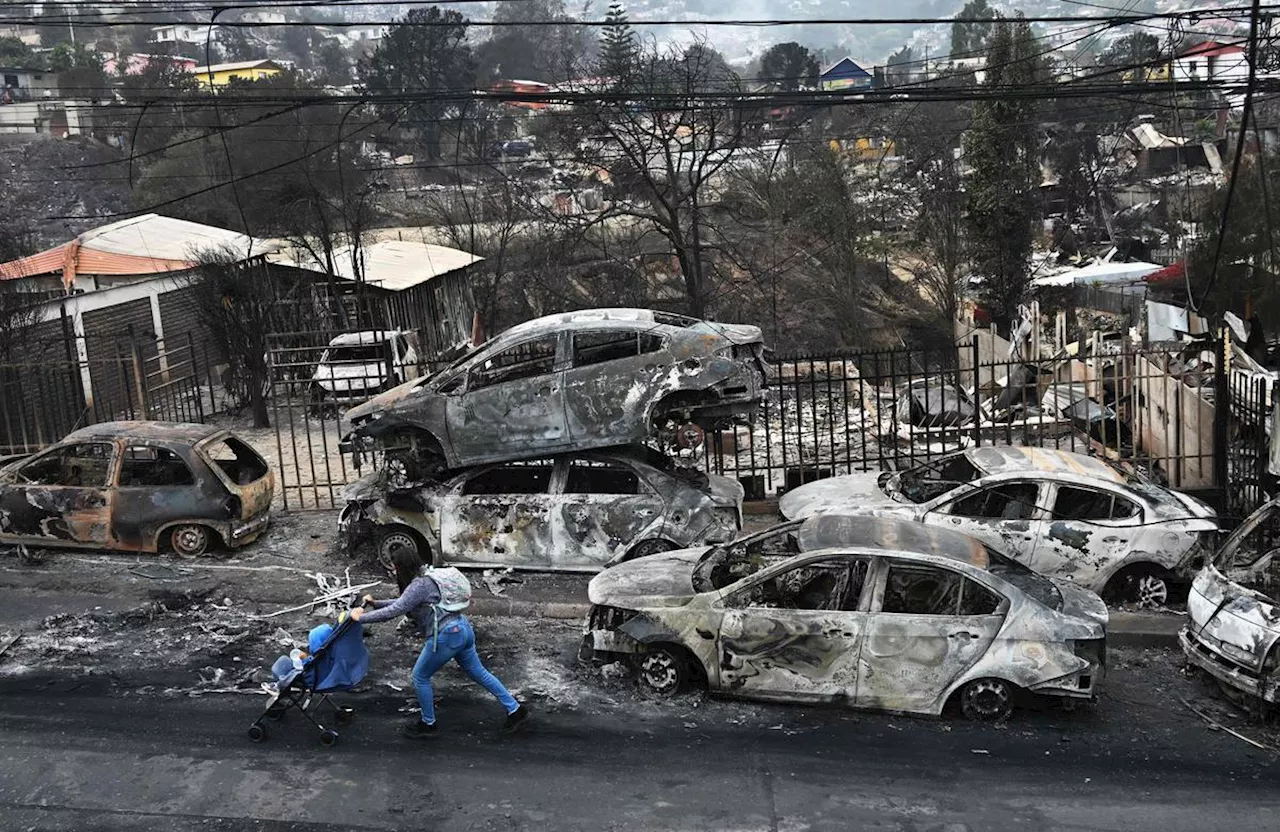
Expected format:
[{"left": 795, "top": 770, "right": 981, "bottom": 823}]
[
  {"left": 339, "top": 447, "right": 744, "bottom": 571},
  {"left": 0, "top": 422, "right": 274, "bottom": 556},
  {"left": 342, "top": 308, "right": 766, "bottom": 475},
  {"left": 583, "top": 514, "right": 1108, "bottom": 720}
]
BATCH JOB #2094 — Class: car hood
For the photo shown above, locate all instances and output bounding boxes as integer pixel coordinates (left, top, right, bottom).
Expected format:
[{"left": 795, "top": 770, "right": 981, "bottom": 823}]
[
  {"left": 1186, "top": 566, "right": 1280, "bottom": 673},
  {"left": 691, "top": 321, "right": 762, "bottom": 346},
  {"left": 345, "top": 375, "right": 432, "bottom": 423},
  {"left": 588, "top": 550, "right": 703, "bottom": 606},
  {"left": 779, "top": 473, "right": 897, "bottom": 519}
]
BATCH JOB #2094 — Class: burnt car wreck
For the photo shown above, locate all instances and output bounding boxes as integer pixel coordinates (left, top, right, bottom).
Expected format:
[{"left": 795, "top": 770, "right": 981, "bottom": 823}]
[
  {"left": 1181, "top": 497, "right": 1280, "bottom": 708},
  {"left": 340, "top": 447, "right": 744, "bottom": 571},
  {"left": 340, "top": 308, "right": 767, "bottom": 480},
  {"left": 0, "top": 422, "right": 275, "bottom": 556},
  {"left": 582, "top": 514, "right": 1108, "bottom": 720}
]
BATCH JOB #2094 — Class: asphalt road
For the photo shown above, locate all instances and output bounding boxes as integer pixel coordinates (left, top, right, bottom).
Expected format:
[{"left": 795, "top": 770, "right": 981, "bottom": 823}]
[{"left": 2, "top": 658, "right": 1277, "bottom": 832}]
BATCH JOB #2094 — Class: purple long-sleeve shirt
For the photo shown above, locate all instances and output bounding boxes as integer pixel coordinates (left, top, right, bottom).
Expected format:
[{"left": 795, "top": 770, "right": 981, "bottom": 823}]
[{"left": 360, "top": 576, "right": 460, "bottom": 634}]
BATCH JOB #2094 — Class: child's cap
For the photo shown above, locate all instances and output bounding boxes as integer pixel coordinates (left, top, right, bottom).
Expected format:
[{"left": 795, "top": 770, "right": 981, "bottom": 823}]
[{"left": 308, "top": 623, "right": 335, "bottom": 653}]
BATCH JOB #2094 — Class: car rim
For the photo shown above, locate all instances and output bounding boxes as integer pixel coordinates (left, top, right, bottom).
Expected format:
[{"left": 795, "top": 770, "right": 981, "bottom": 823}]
[
  {"left": 964, "top": 679, "right": 1011, "bottom": 720},
  {"left": 1134, "top": 574, "right": 1168, "bottom": 608},
  {"left": 640, "top": 652, "right": 680, "bottom": 695},
  {"left": 173, "top": 526, "right": 208, "bottom": 557},
  {"left": 380, "top": 531, "right": 418, "bottom": 564}
]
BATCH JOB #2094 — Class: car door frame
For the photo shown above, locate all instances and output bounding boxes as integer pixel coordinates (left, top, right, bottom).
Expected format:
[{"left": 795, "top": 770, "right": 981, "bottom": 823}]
[
  {"left": 1034, "top": 480, "right": 1152, "bottom": 588},
  {"left": 561, "top": 326, "right": 673, "bottom": 446},
  {"left": 709, "top": 551, "right": 874, "bottom": 703},
  {"left": 0, "top": 439, "right": 121, "bottom": 548},
  {"left": 920, "top": 475, "right": 1048, "bottom": 565},
  {"left": 436, "top": 459, "right": 560, "bottom": 569},
  {"left": 549, "top": 455, "right": 668, "bottom": 569},
  {"left": 855, "top": 555, "right": 1009, "bottom": 714},
  {"left": 445, "top": 332, "right": 571, "bottom": 464}
]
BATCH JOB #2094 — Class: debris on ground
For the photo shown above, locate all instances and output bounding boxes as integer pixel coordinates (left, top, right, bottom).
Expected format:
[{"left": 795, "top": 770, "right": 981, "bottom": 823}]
[{"left": 482, "top": 568, "right": 523, "bottom": 597}]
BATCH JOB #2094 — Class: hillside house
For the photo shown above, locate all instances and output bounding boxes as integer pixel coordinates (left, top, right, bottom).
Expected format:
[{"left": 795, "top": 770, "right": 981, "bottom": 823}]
[
  {"left": 190, "top": 60, "right": 283, "bottom": 89},
  {"left": 820, "top": 58, "right": 875, "bottom": 92}
]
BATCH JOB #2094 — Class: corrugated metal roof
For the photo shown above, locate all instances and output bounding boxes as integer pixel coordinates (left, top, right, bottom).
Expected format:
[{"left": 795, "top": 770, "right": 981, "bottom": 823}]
[
  {"left": 0, "top": 214, "right": 276, "bottom": 281},
  {"left": 191, "top": 60, "right": 282, "bottom": 75},
  {"left": 266, "top": 239, "right": 482, "bottom": 292}
]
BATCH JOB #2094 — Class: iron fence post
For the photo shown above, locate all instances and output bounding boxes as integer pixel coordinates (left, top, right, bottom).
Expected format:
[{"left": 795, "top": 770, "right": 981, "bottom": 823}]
[
  {"left": 1214, "top": 336, "right": 1229, "bottom": 492},
  {"left": 971, "top": 336, "right": 982, "bottom": 447}
]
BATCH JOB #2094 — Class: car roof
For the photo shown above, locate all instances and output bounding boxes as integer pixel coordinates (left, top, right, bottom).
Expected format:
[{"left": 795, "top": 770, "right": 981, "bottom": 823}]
[
  {"left": 61, "top": 421, "right": 223, "bottom": 444},
  {"left": 966, "top": 446, "right": 1123, "bottom": 483},
  {"left": 492, "top": 308, "right": 701, "bottom": 344},
  {"left": 327, "top": 330, "right": 407, "bottom": 347},
  {"left": 796, "top": 514, "right": 990, "bottom": 570}
]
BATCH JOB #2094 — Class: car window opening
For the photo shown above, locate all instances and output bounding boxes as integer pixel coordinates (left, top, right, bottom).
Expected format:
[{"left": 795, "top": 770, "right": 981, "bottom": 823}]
[
  {"left": 463, "top": 463, "right": 554, "bottom": 495},
  {"left": 882, "top": 565, "right": 1000, "bottom": 616},
  {"left": 731, "top": 559, "right": 868, "bottom": 612},
  {"left": 572, "top": 330, "right": 664, "bottom": 368},
  {"left": 947, "top": 482, "right": 1038, "bottom": 521},
  {"left": 1220, "top": 506, "right": 1280, "bottom": 584},
  {"left": 120, "top": 446, "right": 195, "bottom": 487},
  {"left": 565, "top": 460, "right": 641, "bottom": 494},
  {"left": 19, "top": 442, "right": 115, "bottom": 488},
  {"left": 693, "top": 522, "right": 804, "bottom": 591},
  {"left": 471, "top": 337, "right": 557, "bottom": 390},
  {"left": 327, "top": 344, "right": 387, "bottom": 363},
  {"left": 206, "top": 437, "right": 269, "bottom": 485},
  {"left": 1053, "top": 486, "right": 1138, "bottom": 522}
]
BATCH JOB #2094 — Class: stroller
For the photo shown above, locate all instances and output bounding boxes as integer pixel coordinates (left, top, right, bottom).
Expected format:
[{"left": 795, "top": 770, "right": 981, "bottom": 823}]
[{"left": 248, "top": 614, "right": 370, "bottom": 747}]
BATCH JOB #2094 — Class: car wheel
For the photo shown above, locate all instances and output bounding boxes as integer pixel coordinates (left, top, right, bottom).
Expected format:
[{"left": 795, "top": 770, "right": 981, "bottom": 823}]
[
  {"left": 958, "top": 678, "right": 1014, "bottom": 722},
  {"left": 376, "top": 527, "right": 426, "bottom": 571},
  {"left": 1106, "top": 566, "right": 1171, "bottom": 609},
  {"left": 169, "top": 524, "right": 212, "bottom": 558},
  {"left": 625, "top": 538, "right": 677, "bottom": 561},
  {"left": 636, "top": 645, "right": 691, "bottom": 697}
]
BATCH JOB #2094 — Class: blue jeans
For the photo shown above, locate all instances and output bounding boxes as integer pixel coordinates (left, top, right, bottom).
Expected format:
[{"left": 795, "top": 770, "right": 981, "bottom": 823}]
[{"left": 411, "top": 616, "right": 518, "bottom": 725}]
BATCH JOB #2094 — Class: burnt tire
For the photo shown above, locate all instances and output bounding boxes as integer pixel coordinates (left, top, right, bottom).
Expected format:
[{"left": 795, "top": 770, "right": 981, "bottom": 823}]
[
  {"left": 625, "top": 538, "right": 677, "bottom": 562},
  {"left": 958, "top": 678, "right": 1014, "bottom": 722},
  {"left": 1104, "top": 566, "right": 1171, "bottom": 609},
  {"left": 169, "top": 524, "right": 213, "bottom": 558},
  {"left": 636, "top": 644, "right": 693, "bottom": 698},
  {"left": 376, "top": 527, "right": 429, "bottom": 572}
]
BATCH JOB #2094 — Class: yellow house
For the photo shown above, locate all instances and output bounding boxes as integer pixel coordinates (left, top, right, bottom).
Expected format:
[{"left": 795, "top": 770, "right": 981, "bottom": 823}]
[{"left": 190, "top": 60, "right": 283, "bottom": 89}]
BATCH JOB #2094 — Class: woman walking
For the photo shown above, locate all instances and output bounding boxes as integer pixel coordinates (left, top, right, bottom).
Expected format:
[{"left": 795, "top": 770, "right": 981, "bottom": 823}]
[{"left": 352, "top": 548, "right": 530, "bottom": 738}]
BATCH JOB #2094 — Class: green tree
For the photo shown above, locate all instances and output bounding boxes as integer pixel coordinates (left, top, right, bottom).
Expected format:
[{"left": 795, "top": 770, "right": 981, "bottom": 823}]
[
  {"left": 599, "top": 2, "right": 638, "bottom": 81},
  {"left": 475, "top": 0, "right": 584, "bottom": 83},
  {"left": 965, "top": 15, "right": 1044, "bottom": 327},
  {"left": 358, "top": 7, "right": 474, "bottom": 161},
  {"left": 115, "top": 56, "right": 201, "bottom": 159},
  {"left": 759, "top": 42, "right": 819, "bottom": 91},
  {"left": 950, "top": 0, "right": 998, "bottom": 59},
  {"left": 1098, "top": 31, "right": 1161, "bottom": 69},
  {"left": 0, "top": 37, "right": 38, "bottom": 68}
]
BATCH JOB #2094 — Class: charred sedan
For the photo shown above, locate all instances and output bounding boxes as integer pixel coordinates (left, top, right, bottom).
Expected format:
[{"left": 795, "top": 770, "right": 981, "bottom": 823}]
[
  {"left": 342, "top": 308, "right": 766, "bottom": 475},
  {"left": 779, "top": 447, "right": 1217, "bottom": 606},
  {"left": 0, "top": 422, "right": 274, "bottom": 556},
  {"left": 339, "top": 447, "right": 744, "bottom": 571},
  {"left": 583, "top": 514, "right": 1107, "bottom": 720},
  {"left": 1181, "top": 497, "right": 1280, "bottom": 706}
]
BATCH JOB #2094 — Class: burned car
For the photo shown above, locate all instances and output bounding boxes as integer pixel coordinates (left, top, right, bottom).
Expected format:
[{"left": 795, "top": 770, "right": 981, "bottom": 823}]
[
  {"left": 779, "top": 447, "right": 1218, "bottom": 606},
  {"left": 583, "top": 514, "right": 1107, "bottom": 720},
  {"left": 1181, "top": 497, "right": 1280, "bottom": 707},
  {"left": 339, "top": 446, "right": 744, "bottom": 571},
  {"left": 0, "top": 422, "right": 274, "bottom": 556},
  {"left": 342, "top": 308, "right": 766, "bottom": 476}
]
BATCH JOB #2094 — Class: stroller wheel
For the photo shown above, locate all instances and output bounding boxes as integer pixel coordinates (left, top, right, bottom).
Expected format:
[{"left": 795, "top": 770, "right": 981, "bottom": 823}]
[
  {"left": 334, "top": 707, "right": 354, "bottom": 724},
  {"left": 248, "top": 724, "right": 267, "bottom": 743},
  {"left": 319, "top": 729, "right": 339, "bottom": 747},
  {"left": 265, "top": 703, "right": 287, "bottom": 721}
]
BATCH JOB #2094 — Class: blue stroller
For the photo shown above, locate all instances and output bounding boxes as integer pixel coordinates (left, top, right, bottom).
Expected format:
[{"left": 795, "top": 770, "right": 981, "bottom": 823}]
[{"left": 248, "top": 614, "right": 370, "bottom": 747}]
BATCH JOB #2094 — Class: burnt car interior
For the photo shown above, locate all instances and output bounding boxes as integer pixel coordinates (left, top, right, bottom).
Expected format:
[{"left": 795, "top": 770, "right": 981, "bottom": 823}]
[
  {"left": 566, "top": 460, "right": 644, "bottom": 494},
  {"left": 17, "top": 443, "right": 114, "bottom": 487},
  {"left": 1221, "top": 509, "right": 1280, "bottom": 590},
  {"left": 462, "top": 462, "right": 555, "bottom": 495},
  {"left": 205, "top": 438, "right": 269, "bottom": 486},
  {"left": 694, "top": 522, "right": 804, "bottom": 591},
  {"left": 882, "top": 564, "right": 1002, "bottom": 616},
  {"left": 894, "top": 454, "right": 983, "bottom": 502},
  {"left": 473, "top": 338, "right": 557, "bottom": 389},
  {"left": 945, "top": 482, "right": 1039, "bottom": 521},
  {"left": 573, "top": 330, "right": 665, "bottom": 366},
  {"left": 728, "top": 558, "right": 869, "bottom": 611},
  {"left": 1051, "top": 486, "right": 1139, "bottom": 522},
  {"left": 119, "top": 446, "right": 195, "bottom": 487}
]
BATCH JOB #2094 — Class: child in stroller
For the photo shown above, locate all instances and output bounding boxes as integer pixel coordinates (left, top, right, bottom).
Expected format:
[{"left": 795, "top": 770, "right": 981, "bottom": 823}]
[{"left": 248, "top": 611, "right": 370, "bottom": 747}]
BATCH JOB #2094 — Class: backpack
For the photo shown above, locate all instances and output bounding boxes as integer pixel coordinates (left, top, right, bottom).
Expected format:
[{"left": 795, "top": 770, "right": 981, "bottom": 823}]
[{"left": 427, "top": 566, "right": 472, "bottom": 613}]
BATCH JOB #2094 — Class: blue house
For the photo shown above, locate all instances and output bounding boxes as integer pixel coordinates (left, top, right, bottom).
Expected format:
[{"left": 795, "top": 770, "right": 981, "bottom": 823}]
[{"left": 820, "top": 57, "right": 874, "bottom": 91}]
